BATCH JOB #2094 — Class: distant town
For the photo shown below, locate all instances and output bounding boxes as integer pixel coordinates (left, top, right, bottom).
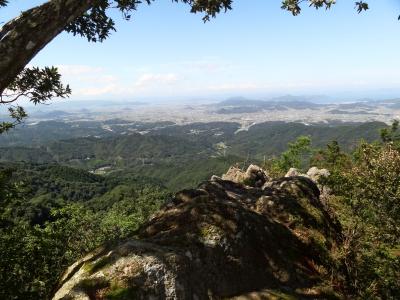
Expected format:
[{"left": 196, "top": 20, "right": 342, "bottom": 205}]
[{"left": 20, "top": 96, "right": 400, "bottom": 126}]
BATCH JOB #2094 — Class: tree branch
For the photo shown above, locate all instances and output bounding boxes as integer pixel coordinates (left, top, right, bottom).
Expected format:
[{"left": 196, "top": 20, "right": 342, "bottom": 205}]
[{"left": 0, "top": 0, "right": 95, "bottom": 94}]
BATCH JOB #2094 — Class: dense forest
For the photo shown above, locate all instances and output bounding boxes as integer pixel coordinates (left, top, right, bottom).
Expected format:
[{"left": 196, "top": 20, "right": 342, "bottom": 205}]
[
  {"left": 0, "top": 120, "right": 386, "bottom": 190},
  {"left": 0, "top": 120, "right": 399, "bottom": 299}
]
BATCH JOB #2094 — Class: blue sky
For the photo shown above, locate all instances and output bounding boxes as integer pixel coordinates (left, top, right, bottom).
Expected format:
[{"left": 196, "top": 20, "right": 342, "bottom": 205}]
[{"left": 3, "top": 0, "right": 400, "bottom": 101}]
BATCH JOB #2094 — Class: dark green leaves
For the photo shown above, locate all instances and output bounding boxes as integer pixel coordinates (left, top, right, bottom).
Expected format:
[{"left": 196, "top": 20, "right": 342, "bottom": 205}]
[
  {"left": 64, "top": 1, "right": 151, "bottom": 42},
  {"left": 65, "top": 1, "right": 116, "bottom": 43},
  {"left": 275, "top": 135, "right": 312, "bottom": 171},
  {"left": 5, "top": 66, "right": 71, "bottom": 105},
  {"left": 0, "top": 0, "right": 8, "bottom": 7},
  {"left": 355, "top": 1, "right": 369, "bottom": 13},
  {"left": 380, "top": 120, "right": 400, "bottom": 143},
  {"left": 65, "top": 0, "right": 233, "bottom": 41},
  {"left": 281, "top": 0, "right": 370, "bottom": 16},
  {"left": 309, "top": 0, "right": 336, "bottom": 10},
  {"left": 0, "top": 164, "right": 169, "bottom": 299},
  {"left": 180, "top": 0, "right": 233, "bottom": 22},
  {"left": 281, "top": 0, "right": 301, "bottom": 16},
  {"left": 0, "top": 67, "right": 70, "bottom": 133},
  {"left": 281, "top": 0, "right": 337, "bottom": 16},
  {"left": 0, "top": 106, "right": 28, "bottom": 134}
]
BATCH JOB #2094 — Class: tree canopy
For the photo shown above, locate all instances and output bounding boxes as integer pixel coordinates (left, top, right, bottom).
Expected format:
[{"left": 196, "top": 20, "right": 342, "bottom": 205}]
[{"left": 0, "top": 0, "right": 369, "bottom": 132}]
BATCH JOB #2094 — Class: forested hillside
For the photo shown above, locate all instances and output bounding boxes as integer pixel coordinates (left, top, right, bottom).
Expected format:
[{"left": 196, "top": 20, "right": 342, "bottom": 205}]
[
  {"left": 0, "top": 121, "right": 386, "bottom": 190},
  {"left": 1, "top": 120, "right": 399, "bottom": 299}
]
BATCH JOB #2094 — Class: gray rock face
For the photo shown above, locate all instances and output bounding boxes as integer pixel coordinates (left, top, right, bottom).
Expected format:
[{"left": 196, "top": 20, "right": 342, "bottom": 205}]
[{"left": 53, "top": 173, "right": 342, "bottom": 300}]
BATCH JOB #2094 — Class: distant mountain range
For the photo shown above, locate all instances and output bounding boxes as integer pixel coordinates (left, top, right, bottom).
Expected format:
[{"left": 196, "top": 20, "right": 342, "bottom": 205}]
[
  {"left": 3, "top": 95, "right": 399, "bottom": 127},
  {"left": 214, "top": 96, "right": 323, "bottom": 114},
  {"left": 217, "top": 95, "right": 327, "bottom": 106},
  {"left": 211, "top": 96, "right": 400, "bottom": 115}
]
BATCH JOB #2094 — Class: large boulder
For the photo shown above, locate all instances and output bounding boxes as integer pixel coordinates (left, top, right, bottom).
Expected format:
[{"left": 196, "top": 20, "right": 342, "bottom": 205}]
[{"left": 53, "top": 175, "right": 343, "bottom": 300}]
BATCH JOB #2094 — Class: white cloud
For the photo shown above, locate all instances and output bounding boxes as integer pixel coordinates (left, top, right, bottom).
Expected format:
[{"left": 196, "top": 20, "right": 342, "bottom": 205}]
[
  {"left": 208, "top": 82, "right": 260, "bottom": 92},
  {"left": 57, "top": 65, "right": 103, "bottom": 76},
  {"left": 158, "top": 58, "right": 233, "bottom": 73},
  {"left": 134, "top": 73, "right": 179, "bottom": 88},
  {"left": 77, "top": 84, "right": 119, "bottom": 96},
  {"left": 49, "top": 62, "right": 400, "bottom": 100},
  {"left": 183, "top": 60, "right": 232, "bottom": 72},
  {"left": 57, "top": 65, "right": 119, "bottom": 84},
  {"left": 53, "top": 64, "right": 121, "bottom": 97}
]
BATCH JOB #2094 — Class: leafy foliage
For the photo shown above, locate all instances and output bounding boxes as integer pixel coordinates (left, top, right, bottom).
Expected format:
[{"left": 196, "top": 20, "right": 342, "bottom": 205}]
[
  {"left": 275, "top": 135, "right": 312, "bottom": 172},
  {"left": 63, "top": 0, "right": 373, "bottom": 43},
  {"left": 334, "top": 145, "right": 400, "bottom": 298},
  {"left": 309, "top": 123, "right": 400, "bottom": 298},
  {"left": 3, "top": 67, "right": 70, "bottom": 105},
  {"left": 380, "top": 119, "right": 400, "bottom": 143},
  {"left": 281, "top": 0, "right": 369, "bottom": 16},
  {"left": 0, "top": 164, "right": 170, "bottom": 299},
  {"left": 341, "top": 143, "right": 400, "bottom": 240},
  {"left": 0, "top": 120, "right": 399, "bottom": 299},
  {"left": 0, "top": 105, "right": 27, "bottom": 134},
  {"left": 355, "top": 1, "right": 369, "bottom": 13},
  {"left": 0, "top": 206, "right": 103, "bottom": 300},
  {"left": 65, "top": 0, "right": 118, "bottom": 43},
  {"left": 258, "top": 125, "right": 400, "bottom": 298},
  {"left": 0, "top": 67, "right": 70, "bottom": 133}
]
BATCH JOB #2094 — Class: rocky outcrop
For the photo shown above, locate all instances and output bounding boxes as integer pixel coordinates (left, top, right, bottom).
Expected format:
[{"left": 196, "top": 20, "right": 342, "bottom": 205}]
[
  {"left": 222, "top": 164, "right": 270, "bottom": 187},
  {"left": 284, "top": 167, "right": 330, "bottom": 184},
  {"left": 53, "top": 167, "right": 343, "bottom": 300}
]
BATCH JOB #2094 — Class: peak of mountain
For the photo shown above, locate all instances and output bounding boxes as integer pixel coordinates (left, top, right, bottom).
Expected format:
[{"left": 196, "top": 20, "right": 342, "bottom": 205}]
[{"left": 53, "top": 166, "right": 343, "bottom": 299}]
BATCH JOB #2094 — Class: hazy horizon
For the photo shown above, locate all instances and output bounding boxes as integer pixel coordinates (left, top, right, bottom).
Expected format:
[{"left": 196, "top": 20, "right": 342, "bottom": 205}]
[{"left": 14, "top": 92, "right": 400, "bottom": 110}]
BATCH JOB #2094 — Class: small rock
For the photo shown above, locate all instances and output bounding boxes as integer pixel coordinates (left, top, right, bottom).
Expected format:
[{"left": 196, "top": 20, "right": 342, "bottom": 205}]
[
  {"left": 211, "top": 175, "right": 221, "bottom": 181},
  {"left": 221, "top": 166, "right": 247, "bottom": 183},
  {"left": 285, "top": 168, "right": 300, "bottom": 177},
  {"left": 307, "top": 167, "right": 330, "bottom": 183}
]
